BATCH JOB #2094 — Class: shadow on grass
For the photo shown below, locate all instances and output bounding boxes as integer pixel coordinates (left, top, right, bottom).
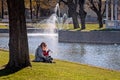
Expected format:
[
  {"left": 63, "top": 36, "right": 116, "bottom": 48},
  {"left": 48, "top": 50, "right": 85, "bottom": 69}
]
[{"left": 0, "top": 65, "right": 22, "bottom": 77}]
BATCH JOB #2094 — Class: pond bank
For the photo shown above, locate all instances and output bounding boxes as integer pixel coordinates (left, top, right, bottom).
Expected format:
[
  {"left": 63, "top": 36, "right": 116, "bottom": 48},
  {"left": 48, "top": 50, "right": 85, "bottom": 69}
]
[
  {"left": 59, "top": 30, "right": 120, "bottom": 44},
  {"left": 0, "top": 50, "right": 120, "bottom": 80}
]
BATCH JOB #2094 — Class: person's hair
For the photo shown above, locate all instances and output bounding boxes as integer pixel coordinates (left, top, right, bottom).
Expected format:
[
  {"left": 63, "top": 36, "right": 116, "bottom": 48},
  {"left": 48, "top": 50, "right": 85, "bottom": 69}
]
[{"left": 40, "top": 42, "right": 47, "bottom": 47}]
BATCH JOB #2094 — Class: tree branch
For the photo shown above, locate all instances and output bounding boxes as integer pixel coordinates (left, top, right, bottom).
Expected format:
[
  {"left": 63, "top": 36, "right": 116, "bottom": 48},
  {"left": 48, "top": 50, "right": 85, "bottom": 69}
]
[
  {"left": 59, "top": 0, "right": 68, "bottom": 5},
  {"left": 102, "top": 1, "right": 106, "bottom": 16},
  {"left": 98, "top": 0, "right": 102, "bottom": 12},
  {"left": 88, "top": 0, "right": 98, "bottom": 13}
]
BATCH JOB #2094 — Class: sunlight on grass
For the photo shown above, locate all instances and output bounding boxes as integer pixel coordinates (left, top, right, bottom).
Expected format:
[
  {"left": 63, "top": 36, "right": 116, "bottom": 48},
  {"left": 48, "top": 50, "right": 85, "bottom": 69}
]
[
  {"left": 0, "top": 23, "right": 106, "bottom": 30},
  {"left": 33, "top": 23, "right": 106, "bottom": 31},
  {"left": 0, "top": 50, "right": 9, "bottom": 66},
  {"left": 0, "top": 25, "right": 8, "bottom": 29},
  {"left": 0, "top": 50, "right": 120, "bottom": 80},
  {"left": 62, "top": 24, "right": 105, "bottom": 31}
]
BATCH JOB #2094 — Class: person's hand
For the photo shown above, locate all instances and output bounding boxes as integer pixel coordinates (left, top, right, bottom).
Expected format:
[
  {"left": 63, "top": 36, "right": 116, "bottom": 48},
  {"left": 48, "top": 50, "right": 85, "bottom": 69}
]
[
  {"left": 47, "top": 49, "right": 51, "bottom": 52},
  {"left": 47, "top": 49, "right": 53, "bottom": 53}
]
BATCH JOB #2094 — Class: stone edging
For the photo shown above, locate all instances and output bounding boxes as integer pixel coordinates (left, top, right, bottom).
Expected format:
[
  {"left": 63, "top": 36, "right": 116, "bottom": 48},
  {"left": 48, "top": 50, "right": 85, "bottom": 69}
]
[{"left": 58, "top": 30, "right": 120, "bottom": 44}]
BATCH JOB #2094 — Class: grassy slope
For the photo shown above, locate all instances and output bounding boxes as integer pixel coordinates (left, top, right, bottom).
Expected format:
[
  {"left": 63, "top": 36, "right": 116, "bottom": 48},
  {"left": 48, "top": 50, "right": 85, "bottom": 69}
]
[{"left": 0, "top": 50, "right": 120, "bottom": 80}]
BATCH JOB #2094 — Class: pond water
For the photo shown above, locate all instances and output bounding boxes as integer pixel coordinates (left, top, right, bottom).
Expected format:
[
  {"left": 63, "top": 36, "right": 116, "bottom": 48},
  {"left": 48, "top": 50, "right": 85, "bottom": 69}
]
[{"left": 0, "top": 33, "right": 120, "bottom": 71}]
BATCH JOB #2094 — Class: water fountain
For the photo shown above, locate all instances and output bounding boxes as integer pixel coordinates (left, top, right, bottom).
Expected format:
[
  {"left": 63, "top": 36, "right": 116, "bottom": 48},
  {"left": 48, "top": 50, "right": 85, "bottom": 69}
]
[
  {"left": 62, "top": 13, "right": 73, "bottom": 29},
  {"left": 32, "top": 3, "right": 62, "bottom": 33},
  {"left": 32, "top": 3, "right": 72, "bottom": 31}
]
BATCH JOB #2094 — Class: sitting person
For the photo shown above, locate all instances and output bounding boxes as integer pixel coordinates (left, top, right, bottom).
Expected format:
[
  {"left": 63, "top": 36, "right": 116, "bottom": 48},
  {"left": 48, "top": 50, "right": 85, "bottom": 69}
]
[{"left": 34, "top": 42, "right": 53, "bottom": 63}]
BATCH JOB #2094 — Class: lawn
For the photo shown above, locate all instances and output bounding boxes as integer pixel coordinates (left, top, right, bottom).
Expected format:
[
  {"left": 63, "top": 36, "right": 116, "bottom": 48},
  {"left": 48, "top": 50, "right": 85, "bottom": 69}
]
[
  {"left": 62, "top": 23, "right": 105, "bottom": 31},
  {"left": 0, "top": 23, "right": 105, "bottom": 31},
  {"left": 31, "top": 23, "right": 105, "bottom": 31},
  {"left": 0, "top": 50, "right": 120, "bottom": 80},
  {"left": 0, "top": 25, "right": 8, "bottom": 29}
]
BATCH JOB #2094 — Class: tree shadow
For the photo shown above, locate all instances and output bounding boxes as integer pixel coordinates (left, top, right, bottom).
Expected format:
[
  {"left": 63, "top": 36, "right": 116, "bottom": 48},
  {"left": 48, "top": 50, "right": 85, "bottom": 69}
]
[{"left": 0, "top": 65, "right": 22, "bottom": 77}]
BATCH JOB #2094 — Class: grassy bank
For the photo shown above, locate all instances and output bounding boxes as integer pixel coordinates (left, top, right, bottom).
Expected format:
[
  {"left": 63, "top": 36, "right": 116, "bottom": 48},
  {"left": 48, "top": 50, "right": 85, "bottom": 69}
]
[
  {"left": 62, "top": 24, "right": 105, "bottom": 31},
  {"left": 0, "top": 25, "right": 8, "bottom": 29},
  {"left": 31, "top": 23, "right": 105, "bottom": 31},
  {"left": 0, "top": 50, "right": 120, "bottom": 80},
  {"left": 0, "top": 23, "right": 105, "bottom": 31}
]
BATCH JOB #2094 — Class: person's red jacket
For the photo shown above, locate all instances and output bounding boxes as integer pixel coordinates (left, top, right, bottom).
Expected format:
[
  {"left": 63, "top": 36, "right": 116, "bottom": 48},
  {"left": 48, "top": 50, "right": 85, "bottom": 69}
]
[{"left": 43, "top": 51, "right": 49, "bottom": 56}]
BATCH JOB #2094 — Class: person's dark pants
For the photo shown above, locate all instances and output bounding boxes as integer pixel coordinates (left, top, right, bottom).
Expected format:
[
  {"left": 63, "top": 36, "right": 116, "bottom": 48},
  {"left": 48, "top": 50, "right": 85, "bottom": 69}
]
[{"left": 42, "top": 56, "right": 53, "bottom": 63}]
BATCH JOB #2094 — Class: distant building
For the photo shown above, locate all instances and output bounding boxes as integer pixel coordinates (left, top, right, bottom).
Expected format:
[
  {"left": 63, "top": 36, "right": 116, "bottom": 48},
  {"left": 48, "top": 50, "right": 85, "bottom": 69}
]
[{"left": 105, "top": 0, "right": 120, "bottom": 29}]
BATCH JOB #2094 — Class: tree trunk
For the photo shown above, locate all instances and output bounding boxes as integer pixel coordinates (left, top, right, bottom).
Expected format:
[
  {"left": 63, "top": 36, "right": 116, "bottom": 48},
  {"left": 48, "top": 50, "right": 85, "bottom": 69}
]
[
  {"left": 79, "top": 1, "right": 86, "bottom": 30},
  {"left": 87, "top": 0, "right": 105, "bottom": 29},
  {"left": 68, "top": 1, "right": 79, "bottom": 29},
  {"left": 36, "top": 5, "right": 39, "bottom": 19},
  {"left": 79, "top": 10, "right": 86, "bottom": 30},
  {"left": 6, "top": 0, "right": 31, "bottom": 69},
  {"left": 30, "top": 0, "right": 32, "bottom": 19},
  {"left": 97, "top": 13, "right": 103, "bottom": 28},
  {"left": 1, "top": 0, "right": 4, "bottom": 19},
  {"left": 72, "top": 14, "right": 79, "bottom": 29},
  {"left": 36, "top": 0, "right": 40, "bottom": 19},
  {"left": 60, "top": 0, "right": 80, "bottom": 29}
]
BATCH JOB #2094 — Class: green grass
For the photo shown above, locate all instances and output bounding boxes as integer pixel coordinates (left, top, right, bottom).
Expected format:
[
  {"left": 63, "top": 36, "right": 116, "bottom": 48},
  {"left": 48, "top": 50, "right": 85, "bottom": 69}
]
[
  {"left": 32, "top": 23, "right": 105, "bottom": 31},
  {"left": 0, "top": 23, "right": 105, "bottom": 31},
  {"left": 0, "top": 25, "right": 8, "bottom": 29},
  {"left": 0, "top": 50, "right": 120, "bottom": 80},
  {"left": 63, "top": 24, "right": 120, "bottom": 31},
  {"left": 1, "top": 23, "right": 118, "bottom": 32},
  {"left": 62, "top": 24, "right": 105, "bottom": 31}
]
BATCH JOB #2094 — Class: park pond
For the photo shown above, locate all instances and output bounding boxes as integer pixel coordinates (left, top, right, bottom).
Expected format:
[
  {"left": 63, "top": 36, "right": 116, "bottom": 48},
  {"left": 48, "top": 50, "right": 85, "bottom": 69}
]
[{"left": 0, "top": 33, "right": 120, "bottom": 71}]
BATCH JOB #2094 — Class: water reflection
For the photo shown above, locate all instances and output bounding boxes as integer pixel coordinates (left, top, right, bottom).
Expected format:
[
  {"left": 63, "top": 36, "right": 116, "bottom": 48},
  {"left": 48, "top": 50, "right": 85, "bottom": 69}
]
[{"left": 0, "top": 33, "right": 120, "bottom": 71}]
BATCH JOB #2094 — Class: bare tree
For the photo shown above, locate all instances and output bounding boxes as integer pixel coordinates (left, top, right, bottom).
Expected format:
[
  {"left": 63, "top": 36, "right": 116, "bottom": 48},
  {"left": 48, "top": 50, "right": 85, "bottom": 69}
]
[
  {"left": 60, "top": 0, "right": 80, "bottom": 29},
  {"left": 79, "top": 0, "right": 87, "bottom": 30},
  {"left": 1, "top": 0, "right": 4, "bottom": 19},
  {"left": 87, "top": 0, "right": 106, "bottom": 28},
  {"left": 35, "top": 0, "right": 41, "bottom": 19},
  {"left": 30, "top": 0, "right": 32, "bottom": 19},
  {"left": 6, "top": 0, "right": 31, "bottom": 69},
  {"left": 74, "top": 0, "right": 78, "bottom": 9}
]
